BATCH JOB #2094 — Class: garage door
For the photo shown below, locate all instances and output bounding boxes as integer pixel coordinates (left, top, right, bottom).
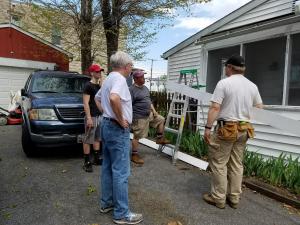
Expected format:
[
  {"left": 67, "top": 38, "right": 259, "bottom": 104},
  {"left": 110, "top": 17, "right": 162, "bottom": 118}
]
[{"left": 0, "top": 66, "right": 34, "bottom": 110}]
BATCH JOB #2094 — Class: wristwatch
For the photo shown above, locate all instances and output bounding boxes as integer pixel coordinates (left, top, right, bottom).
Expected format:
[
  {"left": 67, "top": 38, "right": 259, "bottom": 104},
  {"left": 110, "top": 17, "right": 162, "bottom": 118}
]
[{"left": 205, "top": 125, "right": 212, "bottom": 130}]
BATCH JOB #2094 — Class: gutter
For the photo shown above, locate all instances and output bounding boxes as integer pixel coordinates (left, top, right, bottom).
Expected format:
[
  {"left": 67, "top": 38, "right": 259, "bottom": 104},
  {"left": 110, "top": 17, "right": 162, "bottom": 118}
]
[{"left": 195, "top": 14, "right": 300, "bottom": 45}]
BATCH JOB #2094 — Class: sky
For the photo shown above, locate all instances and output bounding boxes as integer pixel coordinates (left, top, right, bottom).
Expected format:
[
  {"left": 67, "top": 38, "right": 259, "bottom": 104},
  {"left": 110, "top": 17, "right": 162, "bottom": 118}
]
[{"left": 134, "top": 0, "right": 252, "bottom": 79}]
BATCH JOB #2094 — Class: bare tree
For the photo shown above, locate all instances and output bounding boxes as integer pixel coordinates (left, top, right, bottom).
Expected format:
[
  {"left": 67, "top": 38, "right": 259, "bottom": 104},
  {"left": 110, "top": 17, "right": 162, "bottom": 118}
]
[
  {"left": 23, "top": 0, "right": 103, "bottom": 73},
  {"left": 100, "top": 0, "right": 210, "bottom": 68},
  {"left": 80, "top": 0, "right": 93, "bottom": 73}
]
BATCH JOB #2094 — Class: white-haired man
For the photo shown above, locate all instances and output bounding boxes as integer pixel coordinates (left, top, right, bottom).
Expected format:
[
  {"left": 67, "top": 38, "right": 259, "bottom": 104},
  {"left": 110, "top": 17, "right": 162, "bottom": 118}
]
[{"left": 95, "top": 51, "right": 143, "bottom": 224}]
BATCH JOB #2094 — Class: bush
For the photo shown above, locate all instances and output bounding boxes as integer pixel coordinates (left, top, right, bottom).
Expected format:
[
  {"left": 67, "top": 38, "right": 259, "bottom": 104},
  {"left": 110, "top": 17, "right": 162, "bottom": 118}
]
[{"left": 243, "top": 151, "right": 300, "bottom": 194}]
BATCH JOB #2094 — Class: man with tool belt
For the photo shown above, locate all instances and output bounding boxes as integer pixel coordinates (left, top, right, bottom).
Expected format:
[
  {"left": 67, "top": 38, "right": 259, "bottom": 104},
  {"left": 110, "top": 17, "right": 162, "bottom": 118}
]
[{"left": 203, "top": 55, "right": 263, "bottom": 209}]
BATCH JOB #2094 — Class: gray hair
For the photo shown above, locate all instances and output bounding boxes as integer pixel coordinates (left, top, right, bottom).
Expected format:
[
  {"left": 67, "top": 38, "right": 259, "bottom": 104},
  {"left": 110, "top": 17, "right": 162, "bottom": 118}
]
[
  {"left": 231, "top": 65, "right": 246, "bottom": 74},
  {"left": 110, "top": 51, "right": 133, "bottom": 68}
]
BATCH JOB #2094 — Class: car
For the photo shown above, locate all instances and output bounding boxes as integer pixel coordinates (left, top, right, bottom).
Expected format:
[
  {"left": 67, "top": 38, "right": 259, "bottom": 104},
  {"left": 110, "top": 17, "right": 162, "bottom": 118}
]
[{"left": 20, "top": 70, "right": 90, "bottom": 157}]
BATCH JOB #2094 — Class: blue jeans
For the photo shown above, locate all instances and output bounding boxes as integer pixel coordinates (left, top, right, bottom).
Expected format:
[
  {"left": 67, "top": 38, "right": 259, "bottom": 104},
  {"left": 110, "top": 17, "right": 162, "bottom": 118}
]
[{"left": 100, "top": 119, "right": 130, "bottom": 219}]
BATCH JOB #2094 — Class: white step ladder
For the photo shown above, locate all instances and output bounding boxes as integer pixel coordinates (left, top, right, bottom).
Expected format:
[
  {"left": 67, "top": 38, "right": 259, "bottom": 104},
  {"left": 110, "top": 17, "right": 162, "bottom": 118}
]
[{"left": 158, "top": 69, "right": 201, "bottom": 164}]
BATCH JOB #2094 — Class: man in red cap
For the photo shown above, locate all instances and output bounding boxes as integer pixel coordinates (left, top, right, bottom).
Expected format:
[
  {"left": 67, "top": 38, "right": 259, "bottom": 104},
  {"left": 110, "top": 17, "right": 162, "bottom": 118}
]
[
  {"left": 82, "top": 64, "right": 104, "bottom": 172},
  {"left": 129, "top": 70, "right": 170, "bottom": 165}
]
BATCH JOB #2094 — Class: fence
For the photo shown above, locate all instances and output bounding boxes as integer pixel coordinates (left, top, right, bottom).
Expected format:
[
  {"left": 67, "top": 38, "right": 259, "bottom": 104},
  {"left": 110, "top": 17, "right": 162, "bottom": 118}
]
[{"left": 150, "top": 91, "right": 199, "bottom": 131}]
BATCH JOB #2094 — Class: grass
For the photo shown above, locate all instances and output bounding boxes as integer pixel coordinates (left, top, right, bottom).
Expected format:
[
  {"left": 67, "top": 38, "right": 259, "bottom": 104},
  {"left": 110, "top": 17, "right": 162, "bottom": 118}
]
[{"left": 87, "top": 184, "right": 96, "bottom": 196}]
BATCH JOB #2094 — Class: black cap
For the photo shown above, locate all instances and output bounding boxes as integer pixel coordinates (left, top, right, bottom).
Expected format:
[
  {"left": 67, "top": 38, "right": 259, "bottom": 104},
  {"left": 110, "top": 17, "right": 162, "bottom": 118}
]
[{"left": 225, "top": 55, "right": 245, "bottom": 67}]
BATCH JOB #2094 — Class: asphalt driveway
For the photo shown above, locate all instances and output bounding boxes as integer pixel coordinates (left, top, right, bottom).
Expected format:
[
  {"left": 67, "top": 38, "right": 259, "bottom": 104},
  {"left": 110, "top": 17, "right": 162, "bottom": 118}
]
[{"left": 0, "top": 125, "right": 299, "bottom": 225}]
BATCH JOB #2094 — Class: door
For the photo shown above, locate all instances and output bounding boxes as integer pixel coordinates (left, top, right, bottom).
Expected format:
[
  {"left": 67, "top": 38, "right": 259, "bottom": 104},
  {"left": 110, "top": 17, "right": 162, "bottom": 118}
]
[{"left": 0, "top": 66, "right": 34, "bottom": 110}]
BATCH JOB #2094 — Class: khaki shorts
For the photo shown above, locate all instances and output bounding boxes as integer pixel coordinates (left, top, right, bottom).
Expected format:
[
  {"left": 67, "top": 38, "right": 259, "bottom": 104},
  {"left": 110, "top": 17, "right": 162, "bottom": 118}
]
[
  {"left": 83, "top": 116, "right": 102, "bottom": 144},
  {"left": 132, "top": 112, "right": 165, "bottom": 139}
]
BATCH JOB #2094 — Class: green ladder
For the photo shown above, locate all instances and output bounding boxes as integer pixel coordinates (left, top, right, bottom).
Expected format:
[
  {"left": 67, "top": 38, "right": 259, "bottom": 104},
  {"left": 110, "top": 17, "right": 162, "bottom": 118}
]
[{"left": 158, "top": 69, "right": 202, "bottom": 164}]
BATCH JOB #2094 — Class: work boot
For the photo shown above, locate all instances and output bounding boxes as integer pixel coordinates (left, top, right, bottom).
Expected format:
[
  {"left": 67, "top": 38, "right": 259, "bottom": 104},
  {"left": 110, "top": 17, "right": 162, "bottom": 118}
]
[
  {"left": 131, "top": 154, "right": 144, "bottom": 165},
  {"left": 83, "top": 161, "right": 93, "bottom": 172},
  {"left": 226, "top": 197, "right": 238, "bottom": 209},
  {"left": 202, "top": 193, "right": 225, "bottom": 209},
  {"left": 156, "top": 137, "right": 171, "bottom": 145}
]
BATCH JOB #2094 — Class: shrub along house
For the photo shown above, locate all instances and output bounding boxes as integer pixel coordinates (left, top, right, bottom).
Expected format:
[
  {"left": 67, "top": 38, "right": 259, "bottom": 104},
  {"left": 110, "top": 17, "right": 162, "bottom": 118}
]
[{"left": 162, "top": 0, "right": 300, "bottom": 159}]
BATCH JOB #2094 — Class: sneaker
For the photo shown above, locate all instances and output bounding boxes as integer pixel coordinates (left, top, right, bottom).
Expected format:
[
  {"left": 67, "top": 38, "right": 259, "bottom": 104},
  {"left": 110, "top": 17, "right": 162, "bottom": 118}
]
[
  {"left": 83, "top": 161, "right": 93, "bottom": 172},
  {"left": 131, "top": 154, "right": 144, "bottom": 165},
  {"left": 100, "top": 205, "right": 114, "bottom": 213},
  {"left": 93, "top": 156, "right": 103, "bottom": 166},
  {"left": 156, "top": 137, "right": 171, "bottom": 145},
  {"left": 113, "top": 212, "right": 143, "bottom": 224},
  {"left": 202, "top": 193, "right": 225, "bottom": 209}
]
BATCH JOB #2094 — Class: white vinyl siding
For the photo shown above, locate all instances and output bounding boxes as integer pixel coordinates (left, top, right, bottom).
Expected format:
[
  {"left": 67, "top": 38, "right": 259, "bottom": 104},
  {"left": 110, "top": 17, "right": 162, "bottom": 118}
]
[
  {"left": 168, "top": 43, "right": 202, "bottom": 83},
  {"left": 198, "top": 105, "right": 300, "bottom": 159},
  {"left": 215, "top": 0, "right": 294, "bottom": 33}
]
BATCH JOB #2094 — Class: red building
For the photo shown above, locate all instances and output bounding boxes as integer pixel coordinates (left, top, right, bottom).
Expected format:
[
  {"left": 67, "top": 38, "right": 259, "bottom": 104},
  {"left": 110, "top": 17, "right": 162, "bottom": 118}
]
[
  {"left": 0, "top": 23, "right": 72, "bottom": 109},
  {"left": 0, "top": 23, "right": 71, "bottom": 71}
]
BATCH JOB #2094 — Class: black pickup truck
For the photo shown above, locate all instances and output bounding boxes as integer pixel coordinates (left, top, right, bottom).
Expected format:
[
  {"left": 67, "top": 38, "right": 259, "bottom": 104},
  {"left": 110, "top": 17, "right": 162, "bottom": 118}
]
[{"left": 21, "top": 70, "right": 90, "bottom": 157}]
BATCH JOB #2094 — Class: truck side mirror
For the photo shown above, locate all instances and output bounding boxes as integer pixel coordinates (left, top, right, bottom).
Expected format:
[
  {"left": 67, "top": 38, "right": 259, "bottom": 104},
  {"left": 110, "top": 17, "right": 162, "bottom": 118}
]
[{"left": 21, "top": 88, "right": 27, "bottom": 96}]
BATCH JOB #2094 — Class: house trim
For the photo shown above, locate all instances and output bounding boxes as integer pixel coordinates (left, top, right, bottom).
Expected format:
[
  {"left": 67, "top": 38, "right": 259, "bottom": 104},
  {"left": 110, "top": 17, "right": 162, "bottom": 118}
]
[
  {"left": 201, "top": 17, "right": 300, "bottom": 51},
  {"left": 161, "top": 0, "right": 270, "bottom": 59},
  {"left": 0, "top": 57, "right": 56, "bottom": 70},
  {"left": 283, "top": 34, "right": 292, "bottom": 105}
]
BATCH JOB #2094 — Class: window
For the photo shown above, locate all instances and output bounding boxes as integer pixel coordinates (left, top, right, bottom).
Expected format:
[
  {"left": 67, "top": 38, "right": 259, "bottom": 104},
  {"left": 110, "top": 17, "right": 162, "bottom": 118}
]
[
  {"left": 32, "top": 75, "right": 89, "bottom": 93},
  {"left": 288, "top": 33, "right": 300, "bottom": 105},
  {"left": 245, "top": 37, "right": 286, "bottom": 105},
  {"left": 11, "top": 15, "right": 21, "bottom": 26},
  {"left": 206, "top": 46, "right": 240, "bottom": 93},
  {"left": 51, "top": 26, "right": 61, "bottom": 46}
]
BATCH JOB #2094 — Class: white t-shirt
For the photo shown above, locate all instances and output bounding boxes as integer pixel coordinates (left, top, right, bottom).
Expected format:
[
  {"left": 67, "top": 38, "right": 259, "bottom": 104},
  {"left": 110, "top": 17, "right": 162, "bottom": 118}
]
[
  {"left": 211, "top": 74, "right": 262, "bottom": 122},
  {"left": 95, "top": 72, "right": 132, "bottom": 124}
]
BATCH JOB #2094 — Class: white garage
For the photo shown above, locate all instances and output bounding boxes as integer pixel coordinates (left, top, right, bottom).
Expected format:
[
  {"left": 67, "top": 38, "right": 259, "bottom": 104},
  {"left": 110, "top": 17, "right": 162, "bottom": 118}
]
[{"left": 0, "top": 57, "right": 55, "bottom": 110}]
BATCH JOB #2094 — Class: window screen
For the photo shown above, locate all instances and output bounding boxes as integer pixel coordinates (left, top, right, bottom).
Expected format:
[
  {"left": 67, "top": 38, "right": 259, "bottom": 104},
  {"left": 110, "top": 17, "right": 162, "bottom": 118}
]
[{"left": 245, "top": 37, "right": 286, "bottom": 105}]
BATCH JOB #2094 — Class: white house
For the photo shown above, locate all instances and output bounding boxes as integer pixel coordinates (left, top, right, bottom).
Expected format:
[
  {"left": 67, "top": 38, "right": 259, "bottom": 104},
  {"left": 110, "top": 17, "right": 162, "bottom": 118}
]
[{"left": 162, "top": 0, "right": 300, "bottom": 159}]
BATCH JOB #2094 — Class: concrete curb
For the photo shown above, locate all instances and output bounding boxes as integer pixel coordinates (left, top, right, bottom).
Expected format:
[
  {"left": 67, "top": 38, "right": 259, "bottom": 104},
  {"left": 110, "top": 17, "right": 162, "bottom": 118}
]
[{"left": 243, "top": 178, "right": 300, "bottom": 209}]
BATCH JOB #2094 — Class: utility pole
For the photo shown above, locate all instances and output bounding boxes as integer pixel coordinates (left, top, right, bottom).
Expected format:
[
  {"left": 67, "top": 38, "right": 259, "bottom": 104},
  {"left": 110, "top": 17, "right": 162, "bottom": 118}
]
[
  {"left": 150, "top": 59, "right": 154, "bottom": 92},
  {"left": 149, "top": 58, "right": 159, "bottom": 92}
]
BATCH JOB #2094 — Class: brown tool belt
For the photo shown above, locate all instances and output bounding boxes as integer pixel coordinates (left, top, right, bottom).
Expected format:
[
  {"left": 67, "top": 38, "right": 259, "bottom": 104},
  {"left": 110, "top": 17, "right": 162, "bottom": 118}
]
[{"left": 216, "top": 120, "right": 255, "bottom": 141}]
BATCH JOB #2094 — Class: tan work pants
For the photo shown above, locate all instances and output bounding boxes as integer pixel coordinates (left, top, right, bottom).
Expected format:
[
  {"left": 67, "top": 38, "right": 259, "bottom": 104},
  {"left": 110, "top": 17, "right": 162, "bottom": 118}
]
[{"left": 208, "top": 129, "right": 248, "bottom": 204}]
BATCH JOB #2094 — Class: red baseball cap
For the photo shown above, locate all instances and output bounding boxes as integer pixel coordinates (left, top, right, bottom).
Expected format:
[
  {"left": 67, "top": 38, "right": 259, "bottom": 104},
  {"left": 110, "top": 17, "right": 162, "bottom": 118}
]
[{"left": 88, "top": 64, "right": 104, "bottom": 73}]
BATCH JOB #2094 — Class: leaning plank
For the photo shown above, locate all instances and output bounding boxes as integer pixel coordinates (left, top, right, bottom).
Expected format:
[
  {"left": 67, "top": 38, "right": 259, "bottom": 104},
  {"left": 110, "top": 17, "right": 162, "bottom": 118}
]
[
  {"left": 166, "top": 81, "right": 300, "bottom": 137},
  {"left": 130, "top": 134, "right": 208, "bottom": 170}
]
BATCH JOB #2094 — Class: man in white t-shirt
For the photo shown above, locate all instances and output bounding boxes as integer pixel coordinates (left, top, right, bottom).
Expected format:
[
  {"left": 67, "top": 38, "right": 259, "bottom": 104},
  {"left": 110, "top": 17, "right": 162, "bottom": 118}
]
[
  {"left": 203, "top": 55, "right": 263, "bottom": 209},
  {"left": 95, "top": 51, "right": 143, "bottom": 224}
]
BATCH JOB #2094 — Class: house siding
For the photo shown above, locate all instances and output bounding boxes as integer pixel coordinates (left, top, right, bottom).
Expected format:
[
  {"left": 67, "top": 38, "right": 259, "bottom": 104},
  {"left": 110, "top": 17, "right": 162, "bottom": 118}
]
[
  {"left": 168, "top": 43, "right": 202, "bottom": 83},
  {"left": 215, "top": 0, "right": 294, "bottom": 33},
  {"left": 197, "top": 105, "right": 300, "bottom": 159},
  {"left": 164, "top": 0, "right": 300, "bottom": 159},
  {"left": 0, "top": 27, "right": 69, "bottom": 71}
]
